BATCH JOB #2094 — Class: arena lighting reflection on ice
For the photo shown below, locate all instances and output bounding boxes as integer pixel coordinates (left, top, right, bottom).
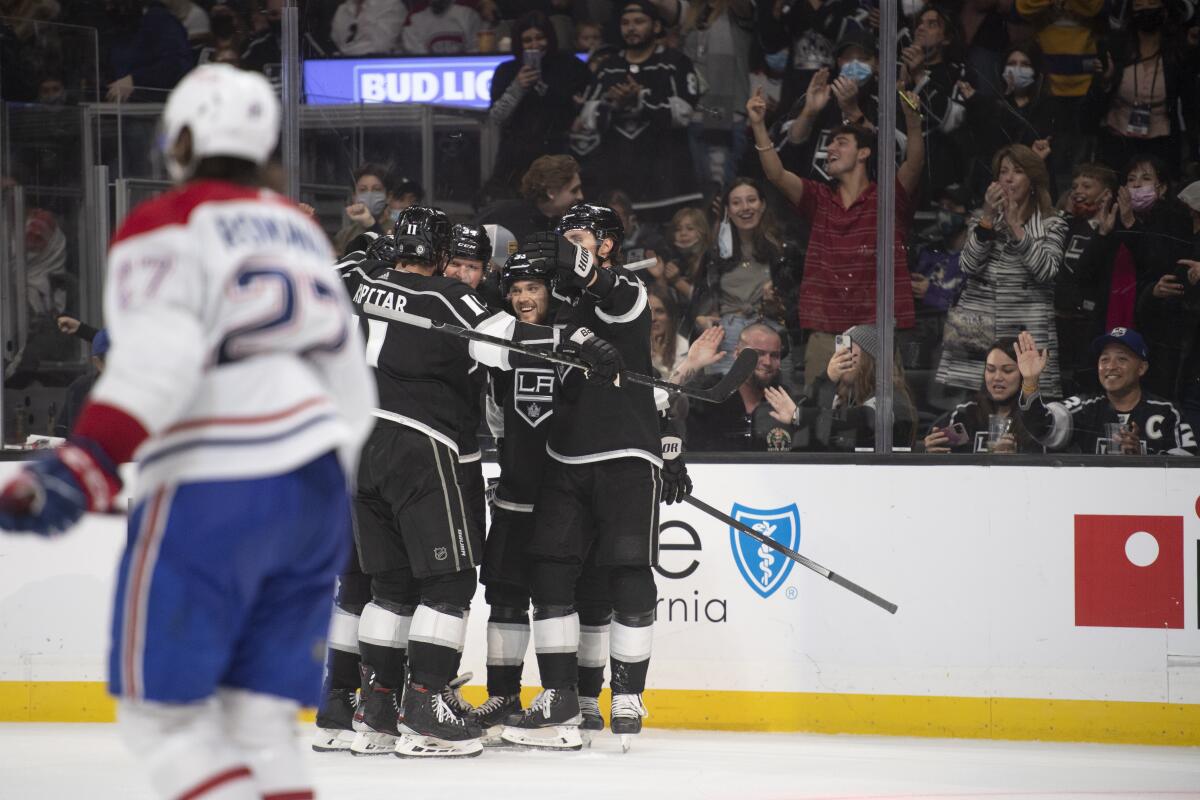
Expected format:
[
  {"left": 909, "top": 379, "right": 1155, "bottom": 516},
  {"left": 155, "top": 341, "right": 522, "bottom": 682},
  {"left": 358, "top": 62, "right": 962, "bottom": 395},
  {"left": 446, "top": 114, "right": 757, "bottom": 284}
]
[{"left": 304, "top": 55, "right": 587, "bottom": 110}]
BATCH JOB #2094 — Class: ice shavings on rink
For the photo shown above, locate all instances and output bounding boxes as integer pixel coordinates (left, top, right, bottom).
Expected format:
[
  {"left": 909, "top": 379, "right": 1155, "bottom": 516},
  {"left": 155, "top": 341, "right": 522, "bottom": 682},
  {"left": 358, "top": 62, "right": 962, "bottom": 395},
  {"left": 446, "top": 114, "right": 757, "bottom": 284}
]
[{"left": 2, "top": 724, "right": 1198, "bottom": 800}]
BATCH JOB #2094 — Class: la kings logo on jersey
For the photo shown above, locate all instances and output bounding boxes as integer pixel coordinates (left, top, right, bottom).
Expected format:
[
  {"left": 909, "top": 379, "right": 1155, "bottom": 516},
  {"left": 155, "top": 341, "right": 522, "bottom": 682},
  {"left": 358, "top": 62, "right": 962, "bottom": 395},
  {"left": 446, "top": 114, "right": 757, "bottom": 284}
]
[{"left": 514, "top": 368, "right": 555, "bottom": 427}]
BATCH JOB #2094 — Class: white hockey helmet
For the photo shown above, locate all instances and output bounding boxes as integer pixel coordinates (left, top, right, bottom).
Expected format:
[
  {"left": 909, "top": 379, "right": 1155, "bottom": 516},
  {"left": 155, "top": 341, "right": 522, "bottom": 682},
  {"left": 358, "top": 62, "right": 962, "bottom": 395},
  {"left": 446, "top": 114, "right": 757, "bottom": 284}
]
[{"left": 160, "top": 64, "right": 280, "bottom": 182}]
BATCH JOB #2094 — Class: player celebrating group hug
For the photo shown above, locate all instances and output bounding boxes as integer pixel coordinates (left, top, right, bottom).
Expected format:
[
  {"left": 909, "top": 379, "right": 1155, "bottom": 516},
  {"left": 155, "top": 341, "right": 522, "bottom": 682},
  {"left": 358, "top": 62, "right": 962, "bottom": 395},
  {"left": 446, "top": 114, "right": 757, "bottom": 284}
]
[{"left": 0, "top": 63, "right": 694, "bottom": 796}]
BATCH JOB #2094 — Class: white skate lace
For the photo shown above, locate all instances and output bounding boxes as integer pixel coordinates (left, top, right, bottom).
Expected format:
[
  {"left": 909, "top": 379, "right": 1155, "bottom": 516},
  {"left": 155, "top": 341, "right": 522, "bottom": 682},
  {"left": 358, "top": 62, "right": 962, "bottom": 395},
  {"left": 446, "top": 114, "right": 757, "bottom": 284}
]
[
  {"left": 611, "top": 693, "right": 647, "bottom": 719},
  {"left": 433, "top": 694, "right": 467, "bottom": 727},
  {"left": 442, "top": 673, "right": 474, "bottom": 715},
  {"left": 527, "top": 689, "right": 557, "bottom": 718},
  {"left": 441, "top": 686, "right": 472, "bottom": 715},
  {"left": 578, "top": 696, "right": 601, "bottom": 717},
  {"left": 475, "top": 694, "right": 512, "bottom": 715}
]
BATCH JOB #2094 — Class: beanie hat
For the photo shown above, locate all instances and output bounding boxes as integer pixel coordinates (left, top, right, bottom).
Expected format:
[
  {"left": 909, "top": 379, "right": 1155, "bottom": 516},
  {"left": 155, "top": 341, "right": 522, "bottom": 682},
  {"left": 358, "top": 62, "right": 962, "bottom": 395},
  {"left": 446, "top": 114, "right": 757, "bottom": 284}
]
[{"left": 842, "top": 324, "right": 880, "bottom": 360}]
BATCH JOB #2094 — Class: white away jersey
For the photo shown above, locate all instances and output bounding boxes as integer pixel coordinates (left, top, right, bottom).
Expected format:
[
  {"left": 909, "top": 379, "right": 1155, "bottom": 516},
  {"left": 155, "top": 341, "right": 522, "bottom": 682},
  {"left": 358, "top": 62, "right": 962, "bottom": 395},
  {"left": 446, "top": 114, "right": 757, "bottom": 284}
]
[{"left": 95, "top": 180, "right": 376, "bottom": 498}]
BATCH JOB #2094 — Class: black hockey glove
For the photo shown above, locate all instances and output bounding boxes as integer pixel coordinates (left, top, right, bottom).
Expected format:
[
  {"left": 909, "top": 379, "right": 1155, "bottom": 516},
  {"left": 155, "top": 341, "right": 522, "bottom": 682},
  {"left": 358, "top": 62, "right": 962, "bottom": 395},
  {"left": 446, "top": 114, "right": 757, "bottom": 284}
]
[
  {"left": 659, "top": 435, "right": 692, "bottom": 505},
  {"left": 521, "top": 231, "right": 611, "bottom": 294},
  {"left": 559, "top": 327, "right": 623, "bottom": 385}
]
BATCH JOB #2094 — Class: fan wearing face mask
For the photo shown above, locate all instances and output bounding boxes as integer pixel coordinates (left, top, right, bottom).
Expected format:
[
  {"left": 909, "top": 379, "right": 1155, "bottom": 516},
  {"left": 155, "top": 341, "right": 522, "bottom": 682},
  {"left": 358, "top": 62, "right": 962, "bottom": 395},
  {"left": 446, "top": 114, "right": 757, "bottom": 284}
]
[
  {"left": 1113, "top": 154, "right": 1196, "bottom": 401},
  {"left": 1095, "top": 0, "right": 1190, "bottom": 172},
  {"left": 773, "top": 30, "right": 887, "bottom": 183},
  {"left": 751, "top": 0, "right": 861, "bottom": 122},
  {"left": 962, "top": 44, "right": 1055, "bottom": 199},
  {"left": 332, "top": 164, "right": 393, "bottom": 257}
]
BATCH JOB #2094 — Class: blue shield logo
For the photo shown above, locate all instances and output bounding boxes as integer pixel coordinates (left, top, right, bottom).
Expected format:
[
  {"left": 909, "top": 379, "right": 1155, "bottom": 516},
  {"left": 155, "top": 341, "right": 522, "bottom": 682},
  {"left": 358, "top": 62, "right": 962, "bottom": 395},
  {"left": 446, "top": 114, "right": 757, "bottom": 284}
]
[{"left": 729, "top": 503, "right": 800, "bottom": 598}]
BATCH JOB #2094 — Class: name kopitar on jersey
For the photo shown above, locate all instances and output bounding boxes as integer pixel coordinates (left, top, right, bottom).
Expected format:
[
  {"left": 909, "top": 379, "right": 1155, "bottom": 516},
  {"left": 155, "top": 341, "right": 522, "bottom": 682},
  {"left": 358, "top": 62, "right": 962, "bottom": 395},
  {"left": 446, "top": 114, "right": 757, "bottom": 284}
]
[
  {"left": 214, "top": 213, "right": 327, "bottom": 258},
  {"left": 352, "top": 283, "right": 406, "bottom": 312}
]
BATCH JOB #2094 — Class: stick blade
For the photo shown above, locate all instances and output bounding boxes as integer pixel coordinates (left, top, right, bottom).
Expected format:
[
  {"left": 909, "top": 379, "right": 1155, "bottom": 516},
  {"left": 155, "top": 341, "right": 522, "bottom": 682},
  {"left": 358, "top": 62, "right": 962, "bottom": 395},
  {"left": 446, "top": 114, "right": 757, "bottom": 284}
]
[{"left": 707, "top": 348, "right": 759, "bottom": 401}]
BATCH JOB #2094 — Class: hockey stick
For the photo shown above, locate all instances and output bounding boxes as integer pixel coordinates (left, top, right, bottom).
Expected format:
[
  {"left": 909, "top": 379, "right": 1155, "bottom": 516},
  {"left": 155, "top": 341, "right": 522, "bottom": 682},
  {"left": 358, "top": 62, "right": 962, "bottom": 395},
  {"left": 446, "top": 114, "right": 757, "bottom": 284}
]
[
  {"left": 361, "top": 302, "right": 758, "bottom": 404},
  {"left": 621, "top": 257, "right": 658, "bottom": 272},
  {"left": 682, "top": 494, "right": 899, "bottom": 614}
]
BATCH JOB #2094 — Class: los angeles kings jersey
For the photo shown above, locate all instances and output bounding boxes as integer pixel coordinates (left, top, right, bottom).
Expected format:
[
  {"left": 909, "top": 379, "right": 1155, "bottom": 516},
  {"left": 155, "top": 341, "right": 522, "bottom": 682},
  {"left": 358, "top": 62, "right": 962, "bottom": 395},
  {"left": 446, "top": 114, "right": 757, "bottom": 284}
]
[
  {"left": 336, "top": 256, "right": 519, "bottom": 453},
  {"left": 551, "top": 265, "right": 660, "bottom": 466},
  {"left": 1021, "top": 390, "right": 1197, "bottom": 455},
  {"left": 487, "top": 321, "right": 559, "bottom": 510}
]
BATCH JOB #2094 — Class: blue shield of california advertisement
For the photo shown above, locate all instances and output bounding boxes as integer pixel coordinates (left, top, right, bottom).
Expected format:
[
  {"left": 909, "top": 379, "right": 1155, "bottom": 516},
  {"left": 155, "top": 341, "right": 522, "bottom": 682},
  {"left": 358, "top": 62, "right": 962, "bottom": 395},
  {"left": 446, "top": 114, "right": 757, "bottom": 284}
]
[{"left": 729, "top": 503, "right": 800, "bottom": 599}]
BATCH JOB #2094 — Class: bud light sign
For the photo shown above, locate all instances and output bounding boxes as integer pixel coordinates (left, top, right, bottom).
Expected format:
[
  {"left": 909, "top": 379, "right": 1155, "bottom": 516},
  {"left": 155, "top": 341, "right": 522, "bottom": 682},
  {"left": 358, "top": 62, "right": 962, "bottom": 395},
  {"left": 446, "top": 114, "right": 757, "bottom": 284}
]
[{"left": 304, "top": 56, "right": 509, "bottom": 109}]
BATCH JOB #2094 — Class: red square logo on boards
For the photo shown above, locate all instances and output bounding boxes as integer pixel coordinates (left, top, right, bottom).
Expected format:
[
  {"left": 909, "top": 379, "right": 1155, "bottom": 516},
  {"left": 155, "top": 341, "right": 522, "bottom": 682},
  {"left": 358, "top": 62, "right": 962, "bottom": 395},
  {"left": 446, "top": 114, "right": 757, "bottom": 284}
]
[{"left": 1075, "top": 514, "right": 1184, "bottom": 629}]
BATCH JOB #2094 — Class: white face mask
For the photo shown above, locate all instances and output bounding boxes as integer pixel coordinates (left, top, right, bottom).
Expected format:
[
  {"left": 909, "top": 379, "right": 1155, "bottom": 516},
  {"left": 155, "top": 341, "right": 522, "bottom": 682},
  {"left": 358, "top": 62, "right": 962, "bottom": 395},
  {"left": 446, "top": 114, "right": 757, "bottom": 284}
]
[
  {"left": 356, "top": 190, "right": 387, "bottom": 218},
  {"left": 1003, "top": 65, "right": 1035, "bottom": 91}
]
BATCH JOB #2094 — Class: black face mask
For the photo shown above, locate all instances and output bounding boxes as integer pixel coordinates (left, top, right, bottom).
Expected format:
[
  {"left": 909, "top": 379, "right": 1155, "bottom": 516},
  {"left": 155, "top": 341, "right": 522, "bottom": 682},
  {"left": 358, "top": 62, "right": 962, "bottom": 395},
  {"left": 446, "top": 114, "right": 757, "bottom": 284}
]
[{"left": 1130, "top": 8, "right": 1165, "bottom": 31}]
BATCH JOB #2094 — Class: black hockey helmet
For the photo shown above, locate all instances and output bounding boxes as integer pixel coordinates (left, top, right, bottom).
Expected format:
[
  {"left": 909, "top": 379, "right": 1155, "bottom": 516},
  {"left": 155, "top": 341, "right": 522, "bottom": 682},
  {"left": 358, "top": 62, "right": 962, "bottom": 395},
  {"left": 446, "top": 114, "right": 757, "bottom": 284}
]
[
  {"left": 500, "top": 251, "right": 555, "bottom": 294},
  {"left": 556, "top": 203, "right": 624, "bottom": 250},
  {"left": 365, "top": 232, "right": 398, "bottom": 263},
  {"left": 449, "top": 223, "right": 492, "bottom": 263},
  {"left": 392, "top": 205, "right": 452, "bottom": 270}
]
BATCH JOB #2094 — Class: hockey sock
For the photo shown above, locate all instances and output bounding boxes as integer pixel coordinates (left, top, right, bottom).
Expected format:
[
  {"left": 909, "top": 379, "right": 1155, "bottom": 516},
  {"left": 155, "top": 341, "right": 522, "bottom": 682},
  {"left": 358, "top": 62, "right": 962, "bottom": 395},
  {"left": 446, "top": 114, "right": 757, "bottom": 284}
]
[
  {"left": 573, "top": 606, "right": 604, "bottom": 700},
  {"left": 408, "top": 601, "right": 467, "bottom": 689},
  {"left": 448, "top": 610, "right": 469, "bottom": 676},
  {"left": 609, "top": 566, "right": 656, "bottom": 694},
  {"left": 358, "top": 602, "right": 412, "bottom": 688},
  {"left": 609, "top": 609, "right": 653, "bottom": 694},
  {"left": 220, "top": 689, "right": 313, "bottom": 799},
  {"left": 578, "top": 623, "right": 609, "bottom": 697},
  {"left": 486, "top": 605, "right": 530, "bottom": 697},
  {"left": 117, "top": 698, "right": 258, "bottom": 800},
  {"left": 326, "top": 604, "right": 361, "bottom": 690},
  {"left": 532, "top": 605, "right": 579, "bottom": 690}
]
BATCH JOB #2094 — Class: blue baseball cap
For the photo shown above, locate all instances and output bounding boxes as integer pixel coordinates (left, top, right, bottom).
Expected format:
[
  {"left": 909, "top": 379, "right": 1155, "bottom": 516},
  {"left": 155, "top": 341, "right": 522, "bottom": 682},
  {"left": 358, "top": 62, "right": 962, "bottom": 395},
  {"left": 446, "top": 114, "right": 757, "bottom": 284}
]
[
  {"left": 1091, "top": 327, "right": 1148, "bottom": 360},
  {"left": 92, "top": 329, "right": 110, "bottom": 358}
]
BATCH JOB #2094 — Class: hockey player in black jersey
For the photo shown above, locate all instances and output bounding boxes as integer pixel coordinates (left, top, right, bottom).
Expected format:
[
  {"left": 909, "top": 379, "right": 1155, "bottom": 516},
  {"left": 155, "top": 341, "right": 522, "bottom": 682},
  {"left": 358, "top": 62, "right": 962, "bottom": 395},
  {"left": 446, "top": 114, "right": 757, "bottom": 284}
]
[
  {"left": 502, "top": 204, "right": 693, "bottom": 751},
  {"left": 1016, "top": 328, "right": 1197, "bottom": 456},
  {"left": 336, "top": 206, "right": 624, "bottom": 758},
  {"left": 442, "top": 222, "right": 493, "bottom": 719},
  {"left": 472, "top": 252, "right": 615, "bottom": 745}
]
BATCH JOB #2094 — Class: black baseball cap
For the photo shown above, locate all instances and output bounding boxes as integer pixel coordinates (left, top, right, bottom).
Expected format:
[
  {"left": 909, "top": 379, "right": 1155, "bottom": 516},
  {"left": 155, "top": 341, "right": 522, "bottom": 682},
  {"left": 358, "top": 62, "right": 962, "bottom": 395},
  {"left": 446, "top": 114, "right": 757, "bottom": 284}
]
[{"left": 619, "top": 0, "right": 659, "bottom": 21}]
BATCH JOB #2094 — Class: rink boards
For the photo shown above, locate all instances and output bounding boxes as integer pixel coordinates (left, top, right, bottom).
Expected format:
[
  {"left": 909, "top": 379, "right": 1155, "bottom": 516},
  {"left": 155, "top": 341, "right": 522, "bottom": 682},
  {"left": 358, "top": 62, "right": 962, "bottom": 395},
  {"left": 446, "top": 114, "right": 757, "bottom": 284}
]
[{"left": 1, "top": 460, "right": 1198, "bottom": 745}]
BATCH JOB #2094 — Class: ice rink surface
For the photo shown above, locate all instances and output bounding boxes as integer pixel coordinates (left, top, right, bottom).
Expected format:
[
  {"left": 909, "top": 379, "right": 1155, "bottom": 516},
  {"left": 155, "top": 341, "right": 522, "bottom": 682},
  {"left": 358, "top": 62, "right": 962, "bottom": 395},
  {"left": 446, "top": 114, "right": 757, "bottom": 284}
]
[{"left": 1, "top": 724, "right": 1198, "bottom": 800}]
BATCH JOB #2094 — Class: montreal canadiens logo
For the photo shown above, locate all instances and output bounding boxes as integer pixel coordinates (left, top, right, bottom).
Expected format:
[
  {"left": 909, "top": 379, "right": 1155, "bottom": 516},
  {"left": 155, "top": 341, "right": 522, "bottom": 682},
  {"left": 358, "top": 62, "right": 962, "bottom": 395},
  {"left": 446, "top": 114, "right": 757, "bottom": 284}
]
[{"left": 729, "top": 503, "right": 800, "bottom": 599}]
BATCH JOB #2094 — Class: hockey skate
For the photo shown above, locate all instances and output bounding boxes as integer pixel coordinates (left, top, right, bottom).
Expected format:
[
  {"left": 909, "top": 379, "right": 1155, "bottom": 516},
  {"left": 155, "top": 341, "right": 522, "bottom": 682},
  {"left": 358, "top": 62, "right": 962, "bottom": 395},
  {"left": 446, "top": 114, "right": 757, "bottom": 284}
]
[
  {"left": 395, "top": 683, "right": 483, "bottom": 758},
  {"left": 350, "top": 681, "right": 403, "bottom": 756},
  {"left": 500, "top": 688, "right": 583, "bottom": 751},
  {"left": 610, "top": 693, "right": 648, "bottom": 752},
  {"left": 578, "top": 695, "right": 604, "bottom": 748},
  {"left": 312, "top": 687, "right": 357, "bottom": 752},
  {"left": 470, "top": 694, "right": 521, "bottom": 746}
]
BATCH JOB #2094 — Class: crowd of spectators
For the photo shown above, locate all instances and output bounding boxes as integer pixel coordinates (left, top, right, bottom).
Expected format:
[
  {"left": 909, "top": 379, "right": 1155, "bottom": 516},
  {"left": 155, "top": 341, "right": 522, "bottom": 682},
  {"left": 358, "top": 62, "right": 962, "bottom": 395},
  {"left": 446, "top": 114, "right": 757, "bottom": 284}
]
[{"left": 3, "top": 0, "right": 1200, "bottom": 456}]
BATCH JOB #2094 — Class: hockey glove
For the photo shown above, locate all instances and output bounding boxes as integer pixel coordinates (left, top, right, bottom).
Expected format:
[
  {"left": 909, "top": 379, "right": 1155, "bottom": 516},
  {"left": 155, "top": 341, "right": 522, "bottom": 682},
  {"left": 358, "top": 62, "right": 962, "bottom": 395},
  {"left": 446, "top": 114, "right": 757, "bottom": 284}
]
[
  {"left": 521, "top": 231, "right": 610, "bottom": 293},
  {"left": 0, "top": 439, "right": 122, "bottom": 536},
  {"left": 659, "top": 435, "right": 692, "bottom": 505},
  {"left": 559, "top": 327, "right": 623, "bottom": 385}
]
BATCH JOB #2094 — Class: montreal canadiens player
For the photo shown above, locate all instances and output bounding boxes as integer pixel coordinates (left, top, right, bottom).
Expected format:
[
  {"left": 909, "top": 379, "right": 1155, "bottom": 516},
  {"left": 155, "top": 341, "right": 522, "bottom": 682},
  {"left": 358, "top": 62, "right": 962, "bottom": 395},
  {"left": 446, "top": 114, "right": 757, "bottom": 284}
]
[{"left": 0, "top": 64, "right": 375, "bottom": 799}]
